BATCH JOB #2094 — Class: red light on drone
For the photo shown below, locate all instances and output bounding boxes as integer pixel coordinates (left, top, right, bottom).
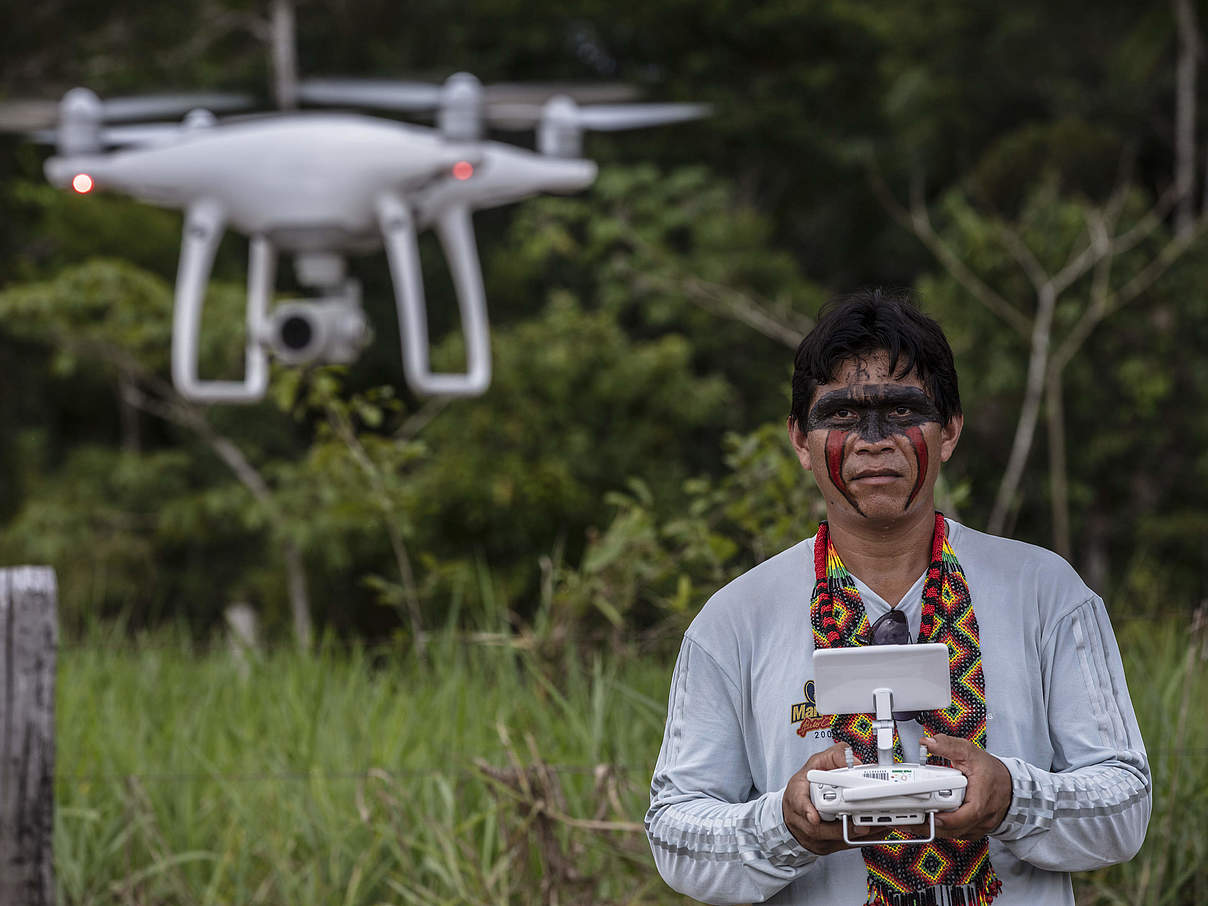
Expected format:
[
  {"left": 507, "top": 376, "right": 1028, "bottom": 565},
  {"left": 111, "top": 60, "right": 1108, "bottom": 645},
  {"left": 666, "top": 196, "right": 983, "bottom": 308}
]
[
  {"left": 72, "top": 173, "right": 94, "bottom": 194},
  {"left": 452, "top": 161, "right": 474, "bottom": 181}
]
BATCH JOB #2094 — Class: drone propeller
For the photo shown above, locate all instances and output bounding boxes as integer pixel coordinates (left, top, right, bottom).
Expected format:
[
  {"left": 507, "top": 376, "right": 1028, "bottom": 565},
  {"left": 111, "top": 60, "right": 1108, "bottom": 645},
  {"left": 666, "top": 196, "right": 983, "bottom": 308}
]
[
  {"left": 91, "top": 92, "right": 252, "bottom": 122},
  {"left": 297, "top": 78, "right": 443, "bottom": 111},
  {"left": 490, "top": 100, "right": 711, "bottom": 131},
  {"left": 298, "top": 73, "right": 640, "bottom": 142},
  {"left": 298, "top": 74, "right": 637, "bottom": 110},
  {"left": 489, "top": 95, "right": 711, "bottom": 157},
  {"left": 2, "top": 88, "right": 251, "bottom": 156},
  {"left": 0, "top": 99, "right": 60, "bottom": 133},
  {"left": 0, "top": 90, "right": 252, "bottom": 134}
]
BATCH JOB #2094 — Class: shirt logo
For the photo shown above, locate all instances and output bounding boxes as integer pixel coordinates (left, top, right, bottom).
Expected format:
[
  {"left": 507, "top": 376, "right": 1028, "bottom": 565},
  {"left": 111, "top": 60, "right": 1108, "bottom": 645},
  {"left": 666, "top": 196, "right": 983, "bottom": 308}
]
[{"left": 791, "top": 680, "right": 832, "bottom": 736}]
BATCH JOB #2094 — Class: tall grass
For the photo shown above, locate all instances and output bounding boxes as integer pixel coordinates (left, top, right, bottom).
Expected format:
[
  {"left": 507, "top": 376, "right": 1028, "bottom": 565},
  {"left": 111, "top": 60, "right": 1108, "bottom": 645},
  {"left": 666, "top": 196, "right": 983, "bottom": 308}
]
[
  {"left": 56, "top": 612, "right": 1206, "bottom": 905},
  {"left": 1075, "top": 612, "right": 1208, "bottom": 906},
  {"left": 56, "top": 627, "right": 682, "bottom": 906}
]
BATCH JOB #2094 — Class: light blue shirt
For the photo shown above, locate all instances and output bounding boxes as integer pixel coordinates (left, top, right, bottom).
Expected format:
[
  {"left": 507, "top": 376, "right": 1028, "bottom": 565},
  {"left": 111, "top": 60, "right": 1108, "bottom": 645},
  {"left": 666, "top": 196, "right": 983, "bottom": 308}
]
[{"left": 645, "top": 519, "right": 1151, "bottom": 905}]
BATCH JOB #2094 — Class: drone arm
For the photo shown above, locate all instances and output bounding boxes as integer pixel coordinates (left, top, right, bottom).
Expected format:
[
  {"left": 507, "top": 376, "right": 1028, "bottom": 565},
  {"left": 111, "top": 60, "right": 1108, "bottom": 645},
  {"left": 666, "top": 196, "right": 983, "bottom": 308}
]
[
  {"left": 171, "top": 200, "right": 271, "bottom": 403},
  {"left": 377, "top": 194, "right": 491, "bottom": 397}
]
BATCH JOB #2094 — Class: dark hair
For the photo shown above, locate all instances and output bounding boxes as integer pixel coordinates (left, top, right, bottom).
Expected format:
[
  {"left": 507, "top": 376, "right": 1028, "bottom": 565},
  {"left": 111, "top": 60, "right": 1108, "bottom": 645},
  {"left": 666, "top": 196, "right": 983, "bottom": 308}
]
[{"left": 789, "top": 288, "right": 961, "bottom": 427}]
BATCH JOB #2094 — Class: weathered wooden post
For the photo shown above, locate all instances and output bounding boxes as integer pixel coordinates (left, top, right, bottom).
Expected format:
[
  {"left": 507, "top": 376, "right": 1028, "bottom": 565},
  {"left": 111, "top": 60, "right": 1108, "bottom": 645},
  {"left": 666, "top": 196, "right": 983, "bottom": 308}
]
[{"left": 0, "top": 567, "right": 57, "bottom": 906}]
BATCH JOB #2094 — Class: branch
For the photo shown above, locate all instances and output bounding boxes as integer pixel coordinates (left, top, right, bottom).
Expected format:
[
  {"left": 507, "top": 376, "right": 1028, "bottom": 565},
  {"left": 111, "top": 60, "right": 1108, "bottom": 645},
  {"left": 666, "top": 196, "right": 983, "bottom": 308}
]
[
  {"left": 987, "top": 281, "right": 1058, "bottom": 536},
  {"left": 618, "top": 227, "right": 812, "bottom": 348},
  {"left": 51, "top": 336, "right": 314, "bottom": 646},
  {"left": 997, "top": 206, "right": 1109, "bottom": 300},
  {"left": 995, "top": 219, "right": 1051, "bottom": 292},
  {"left": 1105, "top": 144, "right": 1139, "bottom": 225},
  {"left": 1109, "top": 218, "right": 1205, "bottom": 312},
  {"left": 1050, "top": 214, "right": 1108, "bottom": 296},
  {"left": 1052, "top": 207, "right": 1205, "bottom": 373},
  {"left": 122, "top": 377, "right": 278, "bottom": 511},
  {"left": 867, "top": 167, "right": 1032, "bottom": 337},
  {"left": 1174, "top": 0, "right": 1201, "bottom": 238},
  {"left": 1110, "top": 184, "right": 1180, "bottom": 256},
  {"left": 629, "top": 266, "right": 811, "bottom": 348},
  {"left": 1051, "top": 217, "right": 1114, "bottom": 373},
  {"left": 326, "top": 406, "right": 425, "bottom": 649},
  {"left": 156, "top": 0, "right": 266, "bottom": 68},
  {"left": 395, "top": 394, "right": 453, "bottom": 441}
]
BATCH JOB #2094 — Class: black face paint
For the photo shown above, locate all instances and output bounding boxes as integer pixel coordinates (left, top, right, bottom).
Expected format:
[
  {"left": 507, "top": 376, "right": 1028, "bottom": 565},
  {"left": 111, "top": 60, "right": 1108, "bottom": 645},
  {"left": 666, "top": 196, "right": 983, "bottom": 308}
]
[{"left": 805, "top": 385, "right": 942, "bottom": 515}]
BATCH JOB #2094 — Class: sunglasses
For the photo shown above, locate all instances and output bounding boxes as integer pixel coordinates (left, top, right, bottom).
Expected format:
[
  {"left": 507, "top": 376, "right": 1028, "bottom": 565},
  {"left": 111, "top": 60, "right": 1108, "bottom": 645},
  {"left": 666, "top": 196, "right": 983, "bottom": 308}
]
[{"left": 868, "top": 609, "right": 920, "bottom": 722}]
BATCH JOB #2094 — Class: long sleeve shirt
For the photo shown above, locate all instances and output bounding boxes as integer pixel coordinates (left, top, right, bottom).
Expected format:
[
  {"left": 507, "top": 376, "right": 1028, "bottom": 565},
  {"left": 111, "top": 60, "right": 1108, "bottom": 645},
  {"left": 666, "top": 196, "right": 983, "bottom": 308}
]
[{"left": 645, "top": 519, "right": 1150, "bottom": 905}]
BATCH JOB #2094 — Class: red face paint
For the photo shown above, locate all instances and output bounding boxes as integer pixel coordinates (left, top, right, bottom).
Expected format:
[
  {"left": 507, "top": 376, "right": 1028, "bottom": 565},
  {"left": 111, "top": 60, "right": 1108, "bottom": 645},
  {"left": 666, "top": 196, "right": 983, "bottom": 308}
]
[
  {"left": 905, "top": 425, "right": 928, "bottom": 510},
  {"left": 825, "top": 429, "right": 861, "bottom": 513}
]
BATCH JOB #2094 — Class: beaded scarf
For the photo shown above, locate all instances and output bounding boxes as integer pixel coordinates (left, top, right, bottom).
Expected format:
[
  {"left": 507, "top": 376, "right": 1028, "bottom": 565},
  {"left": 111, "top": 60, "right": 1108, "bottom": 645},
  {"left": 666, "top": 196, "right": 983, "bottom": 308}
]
[{"left": 810, "top": 513, "right": 1002, "bottom": 906}]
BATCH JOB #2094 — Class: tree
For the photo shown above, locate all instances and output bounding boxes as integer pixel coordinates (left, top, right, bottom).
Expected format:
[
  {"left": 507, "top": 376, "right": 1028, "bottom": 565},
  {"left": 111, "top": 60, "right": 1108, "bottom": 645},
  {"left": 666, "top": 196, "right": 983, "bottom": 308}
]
[
  {"left": 0, "top": 259, "right": 315, "bottom": 644},
  {"left": 869, "top": 0, "right": 1208, "bottom": 556}
]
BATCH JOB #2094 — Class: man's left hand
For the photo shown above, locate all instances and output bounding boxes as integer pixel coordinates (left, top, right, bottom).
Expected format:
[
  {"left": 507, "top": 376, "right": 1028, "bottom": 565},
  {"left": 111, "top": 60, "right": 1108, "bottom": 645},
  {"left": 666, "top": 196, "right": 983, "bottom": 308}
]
[{"left": 922, "top": 733, "right": 1012, "bottom": 839}]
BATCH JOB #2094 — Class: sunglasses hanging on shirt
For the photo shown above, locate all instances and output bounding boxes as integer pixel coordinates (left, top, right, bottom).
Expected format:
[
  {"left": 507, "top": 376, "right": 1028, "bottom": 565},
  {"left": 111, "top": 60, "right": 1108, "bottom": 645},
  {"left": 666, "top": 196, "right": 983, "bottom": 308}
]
[{"left": 868, "top": 608, "right": 920, "bottom": 721}]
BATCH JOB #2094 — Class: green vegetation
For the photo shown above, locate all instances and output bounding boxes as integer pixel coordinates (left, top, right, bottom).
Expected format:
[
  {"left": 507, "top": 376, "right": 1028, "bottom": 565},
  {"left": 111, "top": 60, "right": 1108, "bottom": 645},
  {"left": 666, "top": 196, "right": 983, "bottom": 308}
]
[
  {"left": 56, "top": 625, "right": 680, "bottom": 906},
  {"left": 56, "top": 611, "right": 1207, "bottom": 905},
  {"left": 5, "top": 2, "right": 1208, "bottom": 643}
]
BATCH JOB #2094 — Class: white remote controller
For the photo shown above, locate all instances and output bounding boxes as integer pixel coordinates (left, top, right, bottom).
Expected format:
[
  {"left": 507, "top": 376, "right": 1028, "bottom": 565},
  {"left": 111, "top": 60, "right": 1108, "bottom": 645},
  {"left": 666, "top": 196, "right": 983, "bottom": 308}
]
[
  {"left": 805, "top": 645, "right": 972, "bottom": 846},
  {"left": 807, "top": 745, "right": 967, "bottom": 845}
]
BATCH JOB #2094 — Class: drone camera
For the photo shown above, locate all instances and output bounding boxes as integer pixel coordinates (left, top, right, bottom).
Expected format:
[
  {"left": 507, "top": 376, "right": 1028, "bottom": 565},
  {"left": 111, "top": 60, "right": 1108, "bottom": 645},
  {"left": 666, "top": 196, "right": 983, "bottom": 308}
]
[{"left": 264, "top": 298, "right": 370, "bottom": 366}]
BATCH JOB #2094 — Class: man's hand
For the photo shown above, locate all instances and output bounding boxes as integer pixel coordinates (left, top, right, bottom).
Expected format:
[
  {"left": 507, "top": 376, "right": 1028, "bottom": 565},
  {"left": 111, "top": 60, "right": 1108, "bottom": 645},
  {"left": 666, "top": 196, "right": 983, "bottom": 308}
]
[
  {"left": 923, "top": 733, "right": 1013, "bottom": 839},
  {"left": 783, "top": 743, "right": 887, "bottom": 854}
]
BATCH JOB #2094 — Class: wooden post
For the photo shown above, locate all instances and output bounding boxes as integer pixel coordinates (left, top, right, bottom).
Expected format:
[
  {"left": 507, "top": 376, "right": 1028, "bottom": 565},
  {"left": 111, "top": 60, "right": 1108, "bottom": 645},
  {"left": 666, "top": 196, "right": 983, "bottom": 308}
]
[{"left": 0, "top": 567, "right": 57, "bottom": 906}]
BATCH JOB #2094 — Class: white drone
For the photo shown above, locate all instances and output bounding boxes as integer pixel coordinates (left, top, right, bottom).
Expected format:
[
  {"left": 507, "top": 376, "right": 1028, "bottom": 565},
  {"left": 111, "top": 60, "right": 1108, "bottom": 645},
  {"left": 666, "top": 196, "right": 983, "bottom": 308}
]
[{"left": 3, "top": 75, "right": 709, "bottom": 402}]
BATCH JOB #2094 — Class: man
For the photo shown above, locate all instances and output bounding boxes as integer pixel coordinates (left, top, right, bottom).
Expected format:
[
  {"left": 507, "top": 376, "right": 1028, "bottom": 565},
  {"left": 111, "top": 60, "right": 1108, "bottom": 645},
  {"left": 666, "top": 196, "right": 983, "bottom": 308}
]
[{"left": 645, "top": 290, "right": 1150, "bottom": 906}]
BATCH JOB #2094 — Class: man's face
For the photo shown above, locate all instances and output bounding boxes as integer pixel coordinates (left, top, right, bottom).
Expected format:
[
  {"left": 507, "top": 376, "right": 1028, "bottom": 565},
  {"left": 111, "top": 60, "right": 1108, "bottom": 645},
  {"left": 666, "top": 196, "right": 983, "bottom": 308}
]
[{"left": 788, "top": 352, "right": 962, "bottom": 523}]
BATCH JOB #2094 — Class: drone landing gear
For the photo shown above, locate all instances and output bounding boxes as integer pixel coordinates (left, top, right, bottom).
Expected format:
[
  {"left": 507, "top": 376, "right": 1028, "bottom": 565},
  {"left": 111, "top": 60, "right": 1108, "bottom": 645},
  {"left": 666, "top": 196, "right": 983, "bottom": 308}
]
[
  {"left": 172, "top": 199, "right": 271, "bottom": 403},
  {"left": 377, "top": 193, "right": 491, "bottom": 397}
]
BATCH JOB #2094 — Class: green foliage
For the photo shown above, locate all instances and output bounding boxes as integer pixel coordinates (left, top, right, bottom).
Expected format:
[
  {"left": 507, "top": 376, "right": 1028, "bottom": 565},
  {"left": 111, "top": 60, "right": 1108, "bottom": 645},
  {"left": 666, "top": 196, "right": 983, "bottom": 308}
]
[
  {"left": 496, "top": 165, "right": 822, "bottom": 424},
  {"left": 2, "top": 0, "right": 1208, "bottom": 636},
  {"left": 554, "top": 421, "right": 826, "bottom": 636},
  {"left": 968, "top": 119, "right": 1125, "bottom": 215},
  {"left": 269, "top": 292, "right": 741, "bottom": 633},
  {"left": 915, "top": 174, "right": 1208, "bottom": 597},
  {"left": 0, "top": 257, "right": 250, "bottom": 378},
  {"left": 0, "top": 440, "right": 268, "bottom": 632},
  {"left": 9, "top": 182, "right": 187, "bottom": 281}
]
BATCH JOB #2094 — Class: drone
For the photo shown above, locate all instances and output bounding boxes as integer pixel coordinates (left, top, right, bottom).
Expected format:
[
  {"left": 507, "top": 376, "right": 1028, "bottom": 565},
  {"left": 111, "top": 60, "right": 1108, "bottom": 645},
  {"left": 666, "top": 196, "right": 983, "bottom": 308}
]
[{"left": 1, "top": 74, "right": 709, "bottom": 403}]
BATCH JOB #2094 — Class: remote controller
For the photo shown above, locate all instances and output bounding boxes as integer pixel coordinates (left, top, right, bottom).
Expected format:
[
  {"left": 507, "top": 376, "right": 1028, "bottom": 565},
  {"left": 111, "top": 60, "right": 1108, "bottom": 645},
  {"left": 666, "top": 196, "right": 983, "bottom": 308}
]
[
  {"left": 806, "top": 745, "right": 967, "bottom": 845},
  {"left": 805, "top": 645, "right": 971, "bottom": 846}
]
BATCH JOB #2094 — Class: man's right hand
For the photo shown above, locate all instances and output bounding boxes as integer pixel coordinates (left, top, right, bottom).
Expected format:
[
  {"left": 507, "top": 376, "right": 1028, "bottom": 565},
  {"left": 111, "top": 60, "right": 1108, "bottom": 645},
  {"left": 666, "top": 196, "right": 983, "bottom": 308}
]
[{"left": 783, "top": 743, "right": 877, "bottom": 855}]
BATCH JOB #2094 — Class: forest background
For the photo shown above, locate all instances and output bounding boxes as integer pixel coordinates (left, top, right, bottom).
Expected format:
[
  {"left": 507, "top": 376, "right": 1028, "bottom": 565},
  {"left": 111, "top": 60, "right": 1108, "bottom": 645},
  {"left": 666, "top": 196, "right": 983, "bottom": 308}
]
[{"left": 0, "top": 1, "right": 1206, "bottom": 904}]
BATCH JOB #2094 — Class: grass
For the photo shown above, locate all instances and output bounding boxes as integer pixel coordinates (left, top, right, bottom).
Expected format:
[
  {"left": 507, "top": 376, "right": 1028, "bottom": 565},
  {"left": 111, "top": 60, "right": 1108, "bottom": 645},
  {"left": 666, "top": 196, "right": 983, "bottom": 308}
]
[
  {"left": 56, "top": 627, "right": 684, "bottom": 906},
  {"left": 1074, "top": 612, "right": 1208, "bottom": 906},
  {"left": 54, "top": 612, "right": 1207, "bottom": 905}
]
